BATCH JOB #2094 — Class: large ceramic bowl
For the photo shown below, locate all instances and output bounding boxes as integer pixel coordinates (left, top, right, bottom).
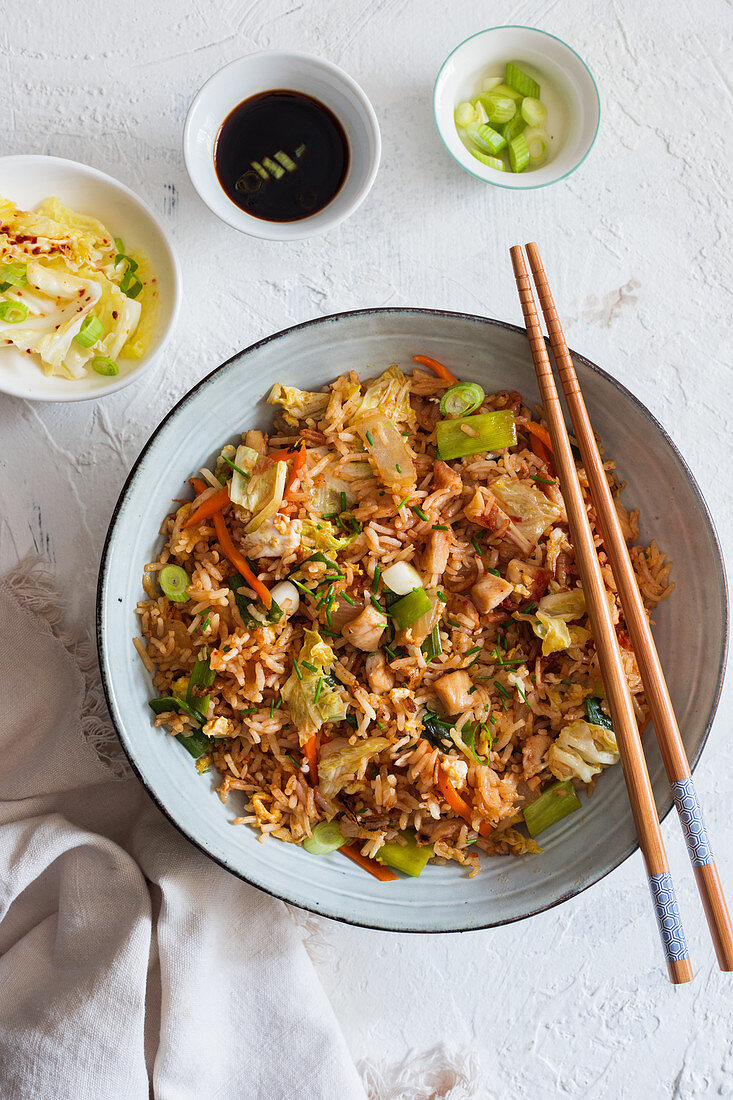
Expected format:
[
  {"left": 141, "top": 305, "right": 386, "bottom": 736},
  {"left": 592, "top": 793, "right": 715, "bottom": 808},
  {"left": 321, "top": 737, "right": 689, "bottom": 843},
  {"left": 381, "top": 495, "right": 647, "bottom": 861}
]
[{"left": 97, "top": 309, "right": 727, "bottom": 932}]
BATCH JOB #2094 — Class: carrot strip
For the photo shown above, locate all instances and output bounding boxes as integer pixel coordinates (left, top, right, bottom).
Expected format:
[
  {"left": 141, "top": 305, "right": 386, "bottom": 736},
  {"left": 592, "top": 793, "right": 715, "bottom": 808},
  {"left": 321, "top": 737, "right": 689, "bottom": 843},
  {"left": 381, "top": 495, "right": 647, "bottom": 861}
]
[
  {"left": 523, "top": 421, "right": 554, "bottom": 454},
  {"left": 437, "top": 772, "right": 491, "bottom": 838},
  {"left": 412, "top": 355, "right": 458, "bottom": 384},
  {"left": 189, "top": 477, "right": 208, "bottom": 495},
  {"left": 212, "top": 511, "right": 272, "bottom": 608},
  {"left": 303, "top": 733, "right": 318, "bottom": 785},
  {"left": 340, "top": 843, "right": 399, "bottom": 882},
  {"left": 284, "top": 443, "right": 307, "bottom": 498},
  {"left": 266, "top": 447, "right": 299, "bottom": 462},
  {"left": 182, "top": 486, "right": 230, "bottom": 528}
]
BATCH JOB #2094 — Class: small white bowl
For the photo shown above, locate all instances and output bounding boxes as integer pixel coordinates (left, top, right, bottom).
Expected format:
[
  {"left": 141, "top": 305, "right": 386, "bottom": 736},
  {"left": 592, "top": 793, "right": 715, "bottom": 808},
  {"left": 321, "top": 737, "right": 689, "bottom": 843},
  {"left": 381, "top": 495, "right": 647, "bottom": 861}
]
[
  {"left": 0, "top": 155, "right": 180, "bottom": 402},
  {"left": 183, "top": 51, "right": 381, "bottom": 240},
  {"left": 434, "top": 26, "right": 600, "bottom": 189}
]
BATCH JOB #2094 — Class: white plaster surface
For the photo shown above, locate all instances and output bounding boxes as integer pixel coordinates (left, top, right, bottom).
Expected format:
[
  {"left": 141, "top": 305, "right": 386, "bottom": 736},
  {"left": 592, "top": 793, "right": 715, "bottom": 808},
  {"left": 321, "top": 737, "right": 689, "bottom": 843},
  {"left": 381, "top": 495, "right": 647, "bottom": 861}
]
[{"left": 2, "top": 1, "right": 732, "bottom": 1096}]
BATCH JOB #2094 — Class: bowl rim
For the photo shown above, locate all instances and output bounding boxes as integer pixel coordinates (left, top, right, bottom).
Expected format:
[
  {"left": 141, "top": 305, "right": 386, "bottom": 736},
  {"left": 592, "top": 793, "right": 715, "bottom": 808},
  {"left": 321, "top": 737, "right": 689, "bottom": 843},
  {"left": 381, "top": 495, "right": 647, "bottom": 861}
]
[
  {"left": 96, "top": 306, "right": 728, "bottom": 932},
  {"left": 0, "top": 153, "right": 182, "bottom": 402},
  {"left": 182, "top": 50, "right": 382, "bottom": 241},
  {"left": 433, "top": 25, "right": 601, "bottom": 191}
]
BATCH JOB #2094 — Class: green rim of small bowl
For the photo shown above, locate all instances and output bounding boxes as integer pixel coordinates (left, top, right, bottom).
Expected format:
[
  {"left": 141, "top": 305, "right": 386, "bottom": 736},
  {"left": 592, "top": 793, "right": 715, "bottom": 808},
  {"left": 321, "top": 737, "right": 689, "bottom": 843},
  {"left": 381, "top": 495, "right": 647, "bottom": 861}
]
[{"left": 433, "top": 25, "right": 601, "bottom": 191}]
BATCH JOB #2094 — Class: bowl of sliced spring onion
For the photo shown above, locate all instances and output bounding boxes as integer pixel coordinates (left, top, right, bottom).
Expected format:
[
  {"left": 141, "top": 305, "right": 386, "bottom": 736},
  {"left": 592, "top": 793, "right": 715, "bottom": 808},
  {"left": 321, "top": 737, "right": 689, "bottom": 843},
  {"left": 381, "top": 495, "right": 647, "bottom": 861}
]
[{"left": 434, "top": 26, "right": 600, "bottom": 189}]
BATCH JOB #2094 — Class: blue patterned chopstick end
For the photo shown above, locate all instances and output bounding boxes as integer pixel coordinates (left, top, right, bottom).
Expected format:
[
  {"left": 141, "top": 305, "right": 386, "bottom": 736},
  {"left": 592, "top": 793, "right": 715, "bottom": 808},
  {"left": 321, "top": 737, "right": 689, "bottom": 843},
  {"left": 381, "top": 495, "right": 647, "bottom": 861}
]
[
  {"left": 671, "top": 777, "right": 713, "bottom": 868},
  {"left": 648, "top": 871, "right": 688, "bottom": 963}
]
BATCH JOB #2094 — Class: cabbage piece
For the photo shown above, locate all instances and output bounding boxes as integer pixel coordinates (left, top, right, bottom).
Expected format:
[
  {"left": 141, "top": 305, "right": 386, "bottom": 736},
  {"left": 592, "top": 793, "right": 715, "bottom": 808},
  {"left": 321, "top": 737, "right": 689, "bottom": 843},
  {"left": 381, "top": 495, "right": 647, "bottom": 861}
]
[
  {"left": 356, "top": 413, "right": 416, "bottom": 493},
  {"left": 317, "top": 736, "right": 390, "bottom": 799},
  {"left": 227, "top": 445, "right": 260, "bottom": 506},
  {"left": 0, "top": 196, "right": 116, "bottom": 273},
  {"left": 267, "top": 383, "right": 330, "bottom": 423},
  {"left": 350, "top": 365, "right": 414, "bottom": 426},
  {"left": 547, "top": 719, "right": 620, "bottom": 783},
  {"left": 300, "top": 518, "right": 359, "bottom": 554},
  {"left": 537, "top": 589, "right": 586, "bottom": 621},
  {"left": 282, "top": 630, "right": 348, "bottom": 743},
  {"left": 233, "top": 461, "right": 286, "bottom": 533},
  {"left": 491, "top": 475, "right": 561, "bottom": 546}
]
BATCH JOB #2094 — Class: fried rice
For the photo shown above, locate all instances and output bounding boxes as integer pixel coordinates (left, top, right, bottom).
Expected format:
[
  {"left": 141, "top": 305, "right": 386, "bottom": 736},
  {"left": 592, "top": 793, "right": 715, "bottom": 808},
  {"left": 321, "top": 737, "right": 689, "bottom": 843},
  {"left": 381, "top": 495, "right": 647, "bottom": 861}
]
[{"left": 135, "top": 361, "right": 673, "bottom": 877}]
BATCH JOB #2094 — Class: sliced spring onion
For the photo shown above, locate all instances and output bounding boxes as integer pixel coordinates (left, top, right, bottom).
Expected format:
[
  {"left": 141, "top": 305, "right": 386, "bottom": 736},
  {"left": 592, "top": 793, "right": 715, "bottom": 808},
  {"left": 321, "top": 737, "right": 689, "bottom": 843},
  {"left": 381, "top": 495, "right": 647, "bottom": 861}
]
[
  {"left": 508, "top": 132, "right": 530, "bottom": 173},
  {"left": 521, "top": 97, "right": 548, "bottom": 128},
  {"left": 377, "top": 832, "right": 433, "bottom": 877},
  {"left": 490, "top": 82, "right": 523, "bottom": 101},
  {"left": 420, "top": 625, "right": 442, "bottom": 662},
  {"left": 187, "top": 647, "right": 216, "bottom": 715},
  {"left": 439, "top": 382, "right": 485, "bottom": 418},
  {"left": 473, "top": 99, "right": 489, "bottom": 125},
  {"left": 454, "top": 101, "right": 478, "bottom": 127},
  {"left": 120, "top": 267, "right": 143, "bottom": 299},
  {"left": 0, "top": 300, "right": 29, "bottom": 323},
  {"left": 159, "top": 564, "right": 190, "bottom": 602},
  {"left": 481, "top": 75, "right": 502, "bottom": 93},
  {"left": 303, "top": 820, "right": 347, "bottom": 855},
  {"left": 469, "top": 150, "right": 505, "bottom": 171},
  {"left": 389, "top": 587, "right": 432, "bottom": 630},
  {"left": 382, "top": 560, "right": 423, "bottom": 595},
  {"left": 465, "top": 123, "right": 506, "bottom": 155},
  {"left": 149, "top": 696, "right": 210, "bottom": 758},
  {"left": 482, "top": 92, "right": 516, "bottom": 124},
  {"left": 262, "top": 155, "right": 285, "bottom": 179},
  {"left": 230, "top": 572, "right": 283, "bottom": 626},
  {"left": 500, "top": 114, "right": 526, "bottom": 142},
  {"left": 251, "top": 160, "right": 269, "bottom": 179},
  {"left": 74, "top": 315, "right": 103, "bottom": 348},
  {"left": 522, "top": 127, "right": 550, "bottom": 166},
  {"left": 523, "top": 780, "right": 582, "bottom": 837},
  {"left": 585, "top": 696, "right": 614, "bottom": 730},
  {"left": 91, "top": 356, "right": 119, "bottom": 376},
  {"left": 274, "top": 150, "right": 297, "bottom": 172},
  {"left": 505, "top": 62, "right": 541, "bottom": 100},
  {"left": 114, "top": 237, "right": 125, "bottom": 254},
  {"left": 0, "top": 262, "right": 28, "bottom": 290},
  {"left": 436, "top": 409, "right": 517, "bottom": 460}
]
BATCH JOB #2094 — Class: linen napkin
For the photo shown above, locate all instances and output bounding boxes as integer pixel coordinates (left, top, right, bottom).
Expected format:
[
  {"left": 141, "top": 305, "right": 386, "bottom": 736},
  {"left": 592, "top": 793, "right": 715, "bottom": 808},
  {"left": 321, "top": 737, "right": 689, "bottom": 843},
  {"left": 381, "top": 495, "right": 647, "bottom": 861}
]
[{"left": 0, "top": 561, "right": 366, "bottom": 1100}]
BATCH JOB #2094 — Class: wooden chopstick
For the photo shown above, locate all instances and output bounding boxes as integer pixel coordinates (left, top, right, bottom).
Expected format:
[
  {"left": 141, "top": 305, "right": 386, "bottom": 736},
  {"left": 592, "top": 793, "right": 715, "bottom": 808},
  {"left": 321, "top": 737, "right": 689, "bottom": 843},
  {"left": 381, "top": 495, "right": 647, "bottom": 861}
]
[
  {"left": 524, "top": 241, "right": 733, "bottom": 972},
  {"left": 509, "top": 244, "right": 693, "bottom": 985}
]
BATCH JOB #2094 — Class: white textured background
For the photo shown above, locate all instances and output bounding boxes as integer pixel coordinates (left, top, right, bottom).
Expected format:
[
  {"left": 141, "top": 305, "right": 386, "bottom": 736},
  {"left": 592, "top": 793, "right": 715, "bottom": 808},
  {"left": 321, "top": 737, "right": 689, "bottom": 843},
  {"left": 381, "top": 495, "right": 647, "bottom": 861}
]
[{"left": 2, "top": 1, "right": 732, "bottom": 1096}]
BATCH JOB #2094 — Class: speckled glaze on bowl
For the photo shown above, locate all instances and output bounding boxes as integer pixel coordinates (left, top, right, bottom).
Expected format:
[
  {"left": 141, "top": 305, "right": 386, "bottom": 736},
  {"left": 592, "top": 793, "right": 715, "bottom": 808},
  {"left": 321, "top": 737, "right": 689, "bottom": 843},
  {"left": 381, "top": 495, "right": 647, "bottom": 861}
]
[{"left": 97, "top": 309, "right": 727, "bottom": 932}]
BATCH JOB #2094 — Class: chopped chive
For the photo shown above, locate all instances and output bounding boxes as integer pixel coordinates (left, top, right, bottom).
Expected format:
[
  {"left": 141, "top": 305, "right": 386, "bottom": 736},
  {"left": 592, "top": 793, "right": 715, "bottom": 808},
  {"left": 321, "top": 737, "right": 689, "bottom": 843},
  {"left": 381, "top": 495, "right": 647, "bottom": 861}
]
[
  {"left": 275, "top": 698, "right": 283, "bottom": 709},
  {"left": 493, "top": 680, "right": 510, "bottom": 699},
  {"left": 497, "top": 630, "right": 505, "bottom": 650},
  {"left": 395, "top": 463, "right": 402, "bottom": 474},
  {"left": 340, "top": 491, "right": 347, "bottom": 512},
  {"left": 486, "top": 567, "right": 501, "bottom": 577},
  {"left": 516, "top": 684, "right": 528, "bottom": 703},
  {"left": 200, "top": 614, "right": 211, "bottom": 631},
  {"left": 471, "top": 537, "right": 482, "bottom": 555},
  {"left": 376, "top": 720, "right": 384, "bottom": 730},
  {"left": 384, "top": 645, "right": 397, "bottom": 660},
  {"left": 467, "top": 654, "right": 482, "bottom": 668},
  {"left": 291, "top": 579, "right": 314, "bottom": 596},
  {"left": 468, "top": 685, "right": 477, "bottom": 695},
  {"left": 432, "top": 524, "right": 449, "bottom": 531},
  {"left": 466, "top": 645, "right": 482, "bottom": 656},
  {"left": 411, "top": 506, "right": 429, "bottom": 521},
  {"left": 342, "top": 592, "right": 355, "bottom": 605},
  {"left": 325, "top": 608, "right": 334, "bottom": 629},
  {"left": 221, "top": 455, "right": 250, "bottom": 478},
  {"left": 396, "top": 495, "right": 410, "bottom": 510},
  {"left": 270, "top": 699, "right": 275, "bottom": 717},
  {"left": 529, "top": 475, "right": 557, "bottom": 486},
  {"left": 292, "top": 658, "right": 303, "bottom": 680},
  {"left": 369, "top": 592, "right": 384, "bottom": 612},
  {"left": 314, "top": 676, "right": 323, "bottom": 704},
  {"left": 437, "top": 591, "right": 447, "bottom": 603},
  {"left": 489, "top": 716, "right": 497, "bottom": 725},
  {"left": 366, "top": 430, "right": 375, "bottom": 446},
  {"left": 475, "top": 675, "right": 493, "bottom": 680},
  {"left": 287, "top": 754, "right": 300, "bottom": 768},
  {"left": 302, "top": 660, "right": 319, "bottom": 673},
  {"left": 322, "top": 574, "right": 343, "bottom": 583},
  {"left": 322, "top": 511, "right": 339, "bottom": 520},
  {"left": 372, "top": 566, "right": 381, "bottom": 593},
  {"left": 446, "top": 619, "right": 462, "bottom": 629},
  {"left": 240, "top": 707, "right": 258, "bottom": 715},
  {"left": 321, "top": 627, "right": 340, "bottom": 637},
  {"left": 520, "top": 602, "right": 537, "bottom": 614}
]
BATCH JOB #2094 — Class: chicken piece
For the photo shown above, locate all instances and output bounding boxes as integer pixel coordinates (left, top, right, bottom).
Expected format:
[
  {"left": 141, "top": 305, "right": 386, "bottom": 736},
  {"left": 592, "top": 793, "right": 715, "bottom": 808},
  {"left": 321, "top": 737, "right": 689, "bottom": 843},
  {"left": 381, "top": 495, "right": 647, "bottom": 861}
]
[
  {"left": 432, "top": 459, "right": 463, "bottom": 496},
  {"left": 522, "top": 734, "right": 552, "bottom": 778},
  {"left": 505, "top": 559, "right": 552, "bottom": 603},
  {"left": 463, "top": 487, "right": 511, "bottom": 534},
  {"left": 341, "top": 605, "right": 387, "bottom": 652},
  {"left": 245, "top": 429, "right": 266, "bottom": 454},
  {"left": 433, "top": 670, "right": 474, "bottom": 715},
  {"left": 241, "top": 515, "right": 301, "bottom": 559},
  {"left": 365, "top": 651, "right": 395, "bottom": 693},
  {"left": 421, "top": 529, "right": 452, "bottom": 575},
  {"left": 470, "top": 573, "right": 514, "bottom": 614}
]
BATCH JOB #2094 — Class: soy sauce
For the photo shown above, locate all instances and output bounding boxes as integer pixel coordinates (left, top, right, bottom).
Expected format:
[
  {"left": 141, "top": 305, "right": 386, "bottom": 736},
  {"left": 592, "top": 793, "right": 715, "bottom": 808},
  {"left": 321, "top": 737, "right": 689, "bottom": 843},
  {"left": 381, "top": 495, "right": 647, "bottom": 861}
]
[{"left": 214, "top": 90, "right": 349, "bottom": 222}]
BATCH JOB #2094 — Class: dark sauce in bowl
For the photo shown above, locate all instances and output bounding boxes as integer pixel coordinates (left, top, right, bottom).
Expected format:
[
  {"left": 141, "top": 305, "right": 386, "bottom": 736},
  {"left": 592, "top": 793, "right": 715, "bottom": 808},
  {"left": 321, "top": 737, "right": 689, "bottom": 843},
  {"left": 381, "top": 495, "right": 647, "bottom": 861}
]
[{"left": 214, "top": 90, "right": 350, "bottom": 222}]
